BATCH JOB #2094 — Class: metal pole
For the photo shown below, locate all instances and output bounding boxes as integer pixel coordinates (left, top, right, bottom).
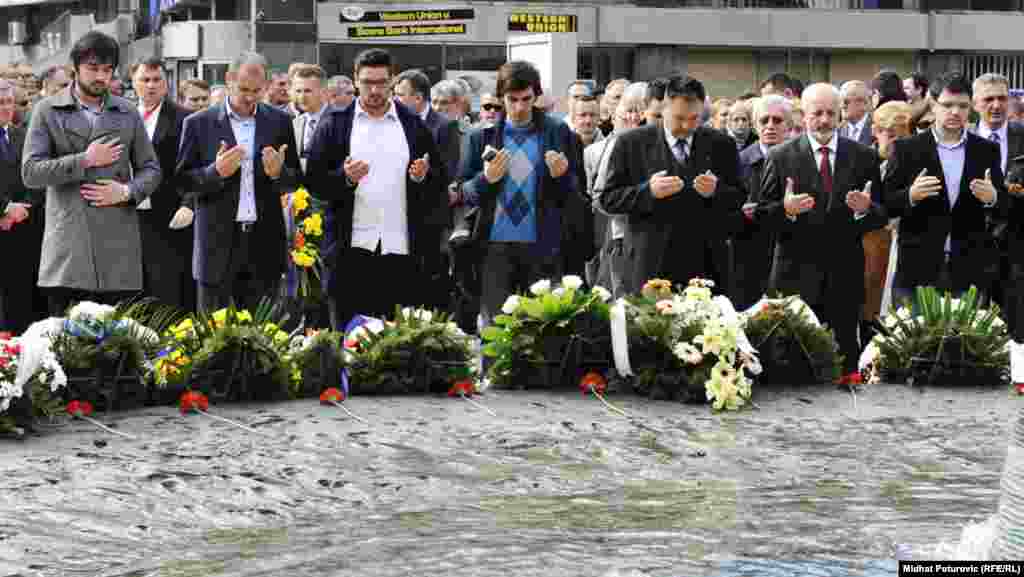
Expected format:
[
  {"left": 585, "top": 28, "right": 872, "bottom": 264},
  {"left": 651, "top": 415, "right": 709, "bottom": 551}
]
[{"left": 250, "top": 0, "right": 257, "bottom": 51}]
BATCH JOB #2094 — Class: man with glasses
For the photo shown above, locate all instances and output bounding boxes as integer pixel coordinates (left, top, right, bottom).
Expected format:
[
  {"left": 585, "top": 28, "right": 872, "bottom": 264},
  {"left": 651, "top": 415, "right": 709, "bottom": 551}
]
[
  {"left": 884, "top": 72, "right": 1005, "bottom": 307},
  {"left": 840, "top": 80, "right": 874, "bottom": 146},
  {"left": 305, "top": 48, "right": 442, "bottom": 329},
  {"left": 729, "top": 95, "right": 791, "bottom": 309},
  {"left": 477, "top": 93, "right": 503, "bottom": 127},
  {"left": 23, "top": 31, "right": 161, "bottom": 315}
]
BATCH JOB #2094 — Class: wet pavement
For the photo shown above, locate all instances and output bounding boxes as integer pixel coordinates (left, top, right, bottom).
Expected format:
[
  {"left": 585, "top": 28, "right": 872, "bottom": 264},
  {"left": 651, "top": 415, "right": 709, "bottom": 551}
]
[{"left": 0, "top": 382, "right": 1013, "bottom": 576}]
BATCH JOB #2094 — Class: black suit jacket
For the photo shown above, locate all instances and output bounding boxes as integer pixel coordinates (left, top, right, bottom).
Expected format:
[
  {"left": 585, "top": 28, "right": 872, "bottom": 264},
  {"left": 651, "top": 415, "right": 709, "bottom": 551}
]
[
  {"left": 421, "top": 106, "right": 461, "bottom": 227},
  {"left": 760, "top": 134, "right": 886, "bottom": 306},
  {"left": 176, "top": 102, "right": 300, "bottom": 285},
  {"left": 140, "top": 100, "right": 191, "bottom": 242},
  {"left": 882, "top": 129, "right": 1004, "bottom": 291},
  {"left": 1, "top": 124, "right": 31, "bottom": 207},
  {"left": 304, "top": 100, "right": 443, "bottom": 268},
  {"left": 599, "top": 123, "right": 744, "bottom": 290}
]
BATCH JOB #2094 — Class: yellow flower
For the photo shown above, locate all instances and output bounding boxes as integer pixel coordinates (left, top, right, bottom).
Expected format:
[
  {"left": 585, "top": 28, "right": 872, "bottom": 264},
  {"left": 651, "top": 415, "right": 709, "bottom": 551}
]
[
  {"left": 263, "top": 322, "right": 279, "bottom": 334},
  {"left": 236, "top": 310, "right": 253, "bottom": 323},
  {"left": 212, "top": 309, "right": 228, "bottom": 324},
  {"left": 302, "top": 212, "right": 323, "bottom": 237},
  {"left": 274, "top": 331, "right": 289, "bottom": 346},
  {"left": 292, "top": 188, "right": 310, "bottom": 214},
  {"left": 292, "top": 250, "right": 315, "bottom": 268}
]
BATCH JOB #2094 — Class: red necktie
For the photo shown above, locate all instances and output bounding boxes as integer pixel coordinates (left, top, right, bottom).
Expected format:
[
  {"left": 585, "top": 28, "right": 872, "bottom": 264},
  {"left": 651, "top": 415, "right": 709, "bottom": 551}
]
[
  {"left": 143, "top": 105, "right": 159, "bottom": 122},
  {"left": 818, "top": 146, "right": 832, "bottom": 196}
]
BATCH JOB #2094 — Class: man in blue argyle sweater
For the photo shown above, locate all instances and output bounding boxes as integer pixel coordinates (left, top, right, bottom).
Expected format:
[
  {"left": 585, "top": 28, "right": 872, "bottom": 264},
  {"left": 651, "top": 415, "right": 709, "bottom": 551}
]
[{"left": 458, "top": 60, "right": 587, "bottom": 329}]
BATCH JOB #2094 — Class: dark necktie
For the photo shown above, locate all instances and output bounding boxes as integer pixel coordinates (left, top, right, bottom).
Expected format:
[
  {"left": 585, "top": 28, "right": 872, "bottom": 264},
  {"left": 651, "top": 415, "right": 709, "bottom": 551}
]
[
  {"left": 819, "top": 146, "right": 832, "bottom": 196},
  {"left": 0, "top": 127, "right": 12, "bottom": 163}
]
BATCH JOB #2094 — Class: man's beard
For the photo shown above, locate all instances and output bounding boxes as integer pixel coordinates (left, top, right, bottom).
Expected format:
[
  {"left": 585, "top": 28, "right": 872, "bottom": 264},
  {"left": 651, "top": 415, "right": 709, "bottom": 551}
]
[{"left": 78, "top": 79, "right": 108, "bottom": 99}]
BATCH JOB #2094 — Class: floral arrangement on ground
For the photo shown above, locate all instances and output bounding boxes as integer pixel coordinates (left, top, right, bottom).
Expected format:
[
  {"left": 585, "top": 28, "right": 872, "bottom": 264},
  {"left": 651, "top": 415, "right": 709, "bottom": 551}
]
[
  {"left": 621, "top": 278, "right": 760, "bottom": 411},
  {"left": 481, "top": 275, "right": 612, "bottom": 389},
  {"left": 345, "top": 307, "right": 476, "bottom": 394},
  {"left": 0, "top": 334, "right": 66, "bottom": 435},
  {"left": 165, "top": 300, "right": 294, "bottom": 401},
  {"left": 859, "top": 286, "right": 1009, "bottom": 386},
  {"left": 741, "top": 296, "right": 842, "bottom": 385},
  {"left": 285, "top": 329, "right": 345, "bottom": 398}
]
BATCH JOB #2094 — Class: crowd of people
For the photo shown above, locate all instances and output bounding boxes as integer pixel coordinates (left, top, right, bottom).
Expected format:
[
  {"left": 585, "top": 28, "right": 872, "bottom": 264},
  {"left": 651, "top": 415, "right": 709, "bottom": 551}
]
[{"left": 2, "top": 29, "right": 1024, "bottom": 377}]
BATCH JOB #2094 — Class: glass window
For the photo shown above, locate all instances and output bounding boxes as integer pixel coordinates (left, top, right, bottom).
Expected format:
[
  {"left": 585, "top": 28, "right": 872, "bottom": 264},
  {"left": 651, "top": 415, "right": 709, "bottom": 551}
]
[
  {"left": 319, "top": 43, "right": 444, "bottom": 84},
  {"left": 579, "top": 46, "right": 635, "bottom": 91},
  {"left": 446, "top": 45, "right": 505, "bottom": 73}
]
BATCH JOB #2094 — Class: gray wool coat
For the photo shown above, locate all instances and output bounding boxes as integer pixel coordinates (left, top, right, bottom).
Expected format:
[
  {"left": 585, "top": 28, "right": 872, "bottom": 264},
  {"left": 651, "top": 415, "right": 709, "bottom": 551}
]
[{"left": 22, "top": 87, "right": 161, "bottom": 292}]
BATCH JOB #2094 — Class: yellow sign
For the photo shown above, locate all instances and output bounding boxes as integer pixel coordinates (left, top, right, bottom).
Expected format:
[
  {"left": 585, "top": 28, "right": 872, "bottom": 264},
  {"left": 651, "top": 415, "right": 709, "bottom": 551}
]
[
  {"left": 508, "top": 13, "right": 577, "bottom": 33},
  {"left": 348, "top": 23, "right": 467, "bottom": 38}
]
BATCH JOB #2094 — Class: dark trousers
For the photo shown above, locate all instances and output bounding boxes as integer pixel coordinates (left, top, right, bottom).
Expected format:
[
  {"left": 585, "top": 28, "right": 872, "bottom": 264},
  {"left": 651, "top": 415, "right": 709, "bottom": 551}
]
[
  {"left": 197, "top": 227, "right": 279, "bottom": 314},
  {"left": 6, "top": 210, "right": 47, "bottom": 332},
  {"left": 330, "top": 246, "right": 418, "bottom": 331},
  {"left": 140, "top": 213, "right": 195, "bottom": 314},
  {"left": 479, "top": 242, "right": 563, "bottom": 328},
  {"left": 47, "top": 288, "right": 140, "bottom": 317},
  {"left": 729, "top": 232, "right": 774, "bottom": 312},
  {"left": 804, "top": 272, "right": 861, "bottom": 375},
  {"left": 1008, "top": 263, "right": 1024, "bottom": 341}
]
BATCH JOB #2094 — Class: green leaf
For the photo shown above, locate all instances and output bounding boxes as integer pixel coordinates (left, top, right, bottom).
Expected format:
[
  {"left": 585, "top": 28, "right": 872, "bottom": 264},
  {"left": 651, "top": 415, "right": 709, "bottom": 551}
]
[{"left": 480, "top": 326, "right": 505, "bottom": 342}]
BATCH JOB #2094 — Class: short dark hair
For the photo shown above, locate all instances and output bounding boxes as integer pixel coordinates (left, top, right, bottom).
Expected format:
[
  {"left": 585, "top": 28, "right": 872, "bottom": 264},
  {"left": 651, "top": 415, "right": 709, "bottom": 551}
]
[
  {"left": 353, "top": 48, "right": 392, "bottom": 77},
  {"left": 180, "top": 78, "right": 210, "bottom": 92},
  {"left": 929, "top": 71, "right": 971, "bottom": 101},
  {"left": 129, "top": 56, "right": 164, "bottom": 78},
  {"left": 496, "top": 60, "right": 543, "bottom": 99},
  {"left": 872, "top": 70, "right": 909, "bottom": 106},
  {"left": 761, "top": 72, "right": 793, "bottom": 93},
  {"left": 789, "top": 77, "right": 805, "bottom": 98},
  {"left": 909, "top": 72, "right": 929, "bottom": 94},
  {"left": 737, "top": 91, "right": 759, "bottom": 101},
  {"left": 646, "top": 77, "right": 668, "bottom": 102},
  {"left": 394, "top": 69, "right": 431, "bottom": 99},
  {"left": 70, "top": 31, "right": 119, "bottom": 71},
  {"left": 664, "top": 75, "right": 706, "bottom": 103}
]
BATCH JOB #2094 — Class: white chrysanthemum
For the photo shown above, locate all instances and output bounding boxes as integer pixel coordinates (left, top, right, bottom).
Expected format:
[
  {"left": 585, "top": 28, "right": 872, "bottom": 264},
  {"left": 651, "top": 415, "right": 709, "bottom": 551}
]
[
  {"left": 561, "top": 275, "right": 584, "bottom": 291},
  {"left": 529, "top": 279, "right": 551, "bottom": 295},
  {"left": 67, "top": 301, "right": 116, "bottom": 322},
  {"left": 501, "top": 295, "right": 521, "bottom": 314},
  {"left": 552, "top": 287, "right": 566, "bottom": 298},
  {"left": 591, "top": 286, "right": 612, "bottom": 302},
  {"left": 401, "top": 307, "right": 433, "bottom": 323},
  {"left": 673, "top": 342, "right": 704, "bottom": 365}
]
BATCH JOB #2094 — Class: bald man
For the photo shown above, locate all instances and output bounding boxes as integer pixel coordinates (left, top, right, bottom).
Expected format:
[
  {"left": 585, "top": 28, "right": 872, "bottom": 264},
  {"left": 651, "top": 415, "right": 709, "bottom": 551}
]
[{"left": 759, "top": 83, "right": 887, "bottom": 379}]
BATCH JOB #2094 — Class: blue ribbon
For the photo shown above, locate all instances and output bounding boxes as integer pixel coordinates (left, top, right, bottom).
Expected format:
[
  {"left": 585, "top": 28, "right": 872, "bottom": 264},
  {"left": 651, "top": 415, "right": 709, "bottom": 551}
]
[
  {"left": 64, "top": 318, "right": 130, "bottom": 344},
  {"left": 339, "top": 314, "right": 382, "bottom": 397}
]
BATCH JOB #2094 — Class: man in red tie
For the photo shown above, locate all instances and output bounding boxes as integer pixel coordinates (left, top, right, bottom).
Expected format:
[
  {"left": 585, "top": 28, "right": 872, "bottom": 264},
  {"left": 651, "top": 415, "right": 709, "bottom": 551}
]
[{"left": 759, "top": 83, "right": 887, "bottom": 378}]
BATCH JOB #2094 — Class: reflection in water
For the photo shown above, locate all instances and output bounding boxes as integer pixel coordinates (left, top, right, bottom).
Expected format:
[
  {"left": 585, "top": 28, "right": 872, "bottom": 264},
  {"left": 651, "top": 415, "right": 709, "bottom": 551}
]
[{"left": 0, "top": 385, "right": 1011, "bottom": 576}]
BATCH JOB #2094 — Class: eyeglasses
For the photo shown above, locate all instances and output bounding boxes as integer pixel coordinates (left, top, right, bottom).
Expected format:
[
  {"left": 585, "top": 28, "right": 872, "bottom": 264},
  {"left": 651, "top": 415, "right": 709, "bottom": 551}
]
[
  {"left": 481, "top": 104, "right": 503, "bottom": 112},
  {"left": 758, "top": 115, "right": 787, "bottom": 126}
]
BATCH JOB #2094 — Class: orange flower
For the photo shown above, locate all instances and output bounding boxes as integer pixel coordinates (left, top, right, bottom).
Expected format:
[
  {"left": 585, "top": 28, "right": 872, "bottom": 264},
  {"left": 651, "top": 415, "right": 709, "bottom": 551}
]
[
  {"left": 179, "top": 391, "right": 209, "bottom": 414},
  {"left": 66, "top": 400, "right": 94, "bottom": 418},
  {"left": 579, "top": 371, "right": 607, "bottom": 395},
  {"left": 448, "top": 380, "right": 477, "bottom": 397},
  {"left": 294, "top": 231, "right": 306, "bottom": 249},
  {"left": 320, "top": 387, "right": 345, "bottom": 404}
]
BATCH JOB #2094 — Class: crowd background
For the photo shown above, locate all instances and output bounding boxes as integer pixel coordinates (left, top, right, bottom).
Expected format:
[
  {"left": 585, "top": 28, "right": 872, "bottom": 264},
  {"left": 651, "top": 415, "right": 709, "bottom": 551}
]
[{"left": 2, "top": 30, "right": 1023, "bottom": 380}]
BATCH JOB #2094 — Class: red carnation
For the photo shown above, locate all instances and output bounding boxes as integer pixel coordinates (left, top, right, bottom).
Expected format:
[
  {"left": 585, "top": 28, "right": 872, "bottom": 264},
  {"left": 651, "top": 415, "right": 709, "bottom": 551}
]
[
  {"left": 448, "top": 380, "right": 477, "bottom": 397},
  {"left": 839, "top": 372, "right": 863, "bottom": 386},
  {"left": 179, "top": 391, "right": 209, "bottom": 414},
  {"left": 579, "top": 372, "right": 607, "bottom": 395},
  {"left": 1016, "top": 382, "right": 1024, "bottom": 396},
  {"left": 0, "top": 332, "right": 12, "bottom": 341},
  {"left": 320, "top": 387, "right": 345, "bottom": 404},
  {"left": 66, "top": 400, "right": 94, "bottom": 418}
]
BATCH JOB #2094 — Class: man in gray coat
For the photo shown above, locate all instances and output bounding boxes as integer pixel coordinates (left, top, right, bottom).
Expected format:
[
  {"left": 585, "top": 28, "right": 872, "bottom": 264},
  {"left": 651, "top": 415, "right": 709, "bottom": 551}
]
[{"left": 22, "top": 31, "right": 160, "bottom": 315}]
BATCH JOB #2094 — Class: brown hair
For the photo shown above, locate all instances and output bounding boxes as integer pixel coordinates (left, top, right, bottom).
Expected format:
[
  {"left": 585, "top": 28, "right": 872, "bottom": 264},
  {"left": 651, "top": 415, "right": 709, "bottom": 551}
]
[
  {"left": 290, "top": 63, "right": 326, "bottom": 82},
  {"left": 180, "top": 78, "right": 210, "bottom": 93},
  {"left": 496, "top": 60, "right": 543, "bottom": 99}
]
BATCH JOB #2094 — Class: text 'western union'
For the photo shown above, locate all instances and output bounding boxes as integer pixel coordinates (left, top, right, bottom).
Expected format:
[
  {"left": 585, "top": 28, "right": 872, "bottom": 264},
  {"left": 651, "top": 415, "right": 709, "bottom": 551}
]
[
  {"left": 379, "top": 11, "right": 454, "bottom": 22},
  {"left": 349, "top": 24, "right": 467, "bottom": 37}
]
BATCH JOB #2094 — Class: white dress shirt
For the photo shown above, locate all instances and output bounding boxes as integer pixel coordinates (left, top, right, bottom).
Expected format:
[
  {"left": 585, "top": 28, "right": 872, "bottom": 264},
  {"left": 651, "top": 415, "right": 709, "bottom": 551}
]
[
  {"left": 976, "top": 121, "right": 1008, "bottom": 173},
  {"left": 226, "top": 97, "right": 258, "bottom": 223},
  {"left": 845, "top": 115, "right": 867, "bottom": 143},
  {"left": 136, "top": 101, "right": 162, "bottom": 210},
  {"left": 349, "top": 99, "right": 411, "bottom": 255},
  {"left": 809, "top": 131, "right": 837, "bottom": 174}
]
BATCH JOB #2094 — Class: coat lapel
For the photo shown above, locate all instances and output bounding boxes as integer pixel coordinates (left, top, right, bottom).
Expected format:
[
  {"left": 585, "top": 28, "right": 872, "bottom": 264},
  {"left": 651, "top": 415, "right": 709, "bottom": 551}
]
[
  {"left": 796, "top": 135, "right": 823, "bottom": 200},
  {"left": 921, "top": 130, "right": 953, "bottom": 213},
  {"left": 831, "top": 137, "right": 853, "bottom": 211},
  {"left": 152, "top": 99, "right": 172, "bottom": 146},
  {"left": 215, "top": 103, "right": 238, "bottom": 150}
]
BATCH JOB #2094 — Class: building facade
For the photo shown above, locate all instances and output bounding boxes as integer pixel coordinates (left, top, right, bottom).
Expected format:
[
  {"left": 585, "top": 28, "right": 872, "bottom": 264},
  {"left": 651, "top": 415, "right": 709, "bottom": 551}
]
[{"left": 1, "top": 0, "right": 1023, "bottom": 99}]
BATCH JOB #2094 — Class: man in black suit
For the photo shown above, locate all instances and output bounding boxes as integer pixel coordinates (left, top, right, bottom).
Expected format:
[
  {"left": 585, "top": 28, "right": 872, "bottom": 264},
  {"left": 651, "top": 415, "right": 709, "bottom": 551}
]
[
  {"left": 393, "top": 68, "right": 460, "bottom": 312},
  {"left": 176, "top": 51, "right": 300, "bottom": 313},
  {"left": 304, "top": 48, "right": 442, "bottom": 329},
  {"left": 840, "top": 80, "right": 874, "bottom": 147},
  {"left": 0, "top": 79, "right": 38, "bottom": 332},
  {"left": 970, "top": 73, "right": 1024, "bottom": 336},
  {"left": 131, "top": 57, "right": 195, "bottom": 313},
  {"left": 883, "top": 72, "right": 1004, "bottom": 307},
  {"left": 728, "top": 94, "right": 793, "bottom": 310},
  {"left": 599, "top": 74, "right": 744, "bottom": 292},
  {"left": 760, "top": 83, "right": 887, "bottom": 377}
]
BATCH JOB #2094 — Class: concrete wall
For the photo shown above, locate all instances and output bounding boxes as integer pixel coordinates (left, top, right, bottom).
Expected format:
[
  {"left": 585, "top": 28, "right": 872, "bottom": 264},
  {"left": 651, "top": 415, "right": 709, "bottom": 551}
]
[
  {"left": 686, "top": 49, "right": 757, "bottom": 99},
  {"left": 829, "top": 50, "right": 915, "bottom": 84},
  {"left": 162, "top": 21, "right": 251, "bottom": 61}
]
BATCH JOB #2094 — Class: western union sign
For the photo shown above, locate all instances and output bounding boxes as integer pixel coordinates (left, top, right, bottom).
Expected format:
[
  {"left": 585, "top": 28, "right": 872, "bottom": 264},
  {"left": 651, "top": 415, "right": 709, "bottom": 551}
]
[
  {"left": 347, "top": 23, "right": 468, "bottom": 38},
  {"left": 345, "top": 9, "right": 476, "bottom": 23},
  {"left": 508, "top": 13, "right": 577, "bottom": 33}
]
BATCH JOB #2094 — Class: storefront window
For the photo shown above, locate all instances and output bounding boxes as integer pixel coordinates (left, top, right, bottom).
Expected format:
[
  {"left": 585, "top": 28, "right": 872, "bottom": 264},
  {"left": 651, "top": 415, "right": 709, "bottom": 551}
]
[
  {"left": 319, "top": 43, "right": 444, "bottom": 84},
  {"left": 579, "top": 46, "right": 636, "bottom": 90}
]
